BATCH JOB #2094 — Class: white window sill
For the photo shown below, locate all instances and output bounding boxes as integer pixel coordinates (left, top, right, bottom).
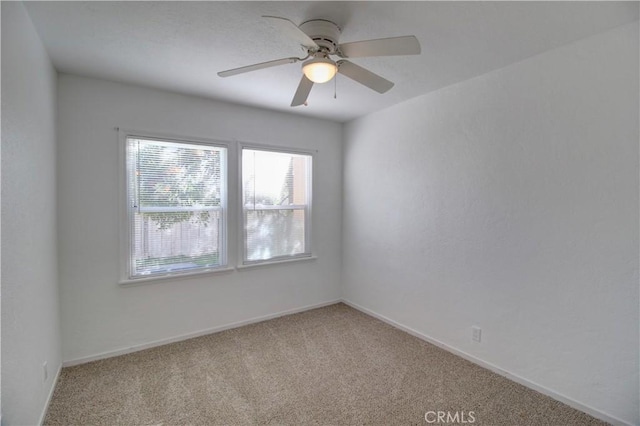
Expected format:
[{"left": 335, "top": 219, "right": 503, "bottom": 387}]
[
  {"left": 119, "top": 266, "right": 235, "bottom": 287},
  {"left": 236, "top": 255, "right": 317, "bottom": 271}
]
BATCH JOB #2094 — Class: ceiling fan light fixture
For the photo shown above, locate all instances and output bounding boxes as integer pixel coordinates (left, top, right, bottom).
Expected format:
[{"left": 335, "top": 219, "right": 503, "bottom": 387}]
[{"left": 302, "top": 57, "right": 337, "bottom": 83}]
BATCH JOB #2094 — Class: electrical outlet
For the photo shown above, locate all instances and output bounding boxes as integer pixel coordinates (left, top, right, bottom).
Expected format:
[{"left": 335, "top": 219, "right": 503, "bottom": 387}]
[
  {"left": 42, "top": 362, "right": 48, "bottom": 382},
  {"left": 471, "top": 326, "right": 482, "bottom": 343}
]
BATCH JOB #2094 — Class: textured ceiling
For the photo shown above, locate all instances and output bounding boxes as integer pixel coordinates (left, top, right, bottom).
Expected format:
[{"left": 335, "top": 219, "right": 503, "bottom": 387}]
[{"left": 25, "top": 1, "right": 639, "bottom": 122}]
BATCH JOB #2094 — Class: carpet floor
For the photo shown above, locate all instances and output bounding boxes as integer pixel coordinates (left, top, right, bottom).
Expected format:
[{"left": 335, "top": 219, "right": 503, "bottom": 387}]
[{"left": 44, "top": 303, "right": 606, "bottom": 425}]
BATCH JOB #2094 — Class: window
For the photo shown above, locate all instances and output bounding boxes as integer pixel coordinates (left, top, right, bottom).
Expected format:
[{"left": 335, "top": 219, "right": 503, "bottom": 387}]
[
  {"left": 241, "top": 148, "right": 312, "bottom": 264},
  {"left": 125, "top": 137, "right": 227, "bottom": 279}
]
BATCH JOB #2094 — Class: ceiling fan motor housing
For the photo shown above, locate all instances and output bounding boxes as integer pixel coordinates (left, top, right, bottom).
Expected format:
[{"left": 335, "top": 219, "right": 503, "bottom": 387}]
[{"left": 299, "top": 19, "right": 341, "bottom": 54}]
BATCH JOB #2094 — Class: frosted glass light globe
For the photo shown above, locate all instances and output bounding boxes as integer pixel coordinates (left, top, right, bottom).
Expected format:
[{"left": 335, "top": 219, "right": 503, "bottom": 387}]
[{"left": 302, "top": 58, "right": 337, "bottom": 83}]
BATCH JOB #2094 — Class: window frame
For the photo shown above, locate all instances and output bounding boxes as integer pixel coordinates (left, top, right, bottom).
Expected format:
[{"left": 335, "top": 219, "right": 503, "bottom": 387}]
[
  {"left": 118, "top": 129, "right": 231, "bottom": 284},
  {"left": 238, "top": 143, "right": 315, "bottom": 267}
]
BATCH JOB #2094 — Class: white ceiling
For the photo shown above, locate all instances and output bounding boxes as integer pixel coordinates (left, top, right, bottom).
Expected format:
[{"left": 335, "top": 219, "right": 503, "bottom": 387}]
[{"left": 25, "top": 1, "right": 638, "bottom": 123}]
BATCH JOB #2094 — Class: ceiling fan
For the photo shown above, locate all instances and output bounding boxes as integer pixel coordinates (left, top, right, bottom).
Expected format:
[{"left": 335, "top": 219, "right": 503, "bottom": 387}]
[{"left": 217, "top": 16, "right": 421, "bottom": 107}]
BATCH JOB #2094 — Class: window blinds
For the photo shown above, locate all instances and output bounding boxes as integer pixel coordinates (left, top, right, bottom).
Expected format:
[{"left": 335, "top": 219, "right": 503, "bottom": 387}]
[{"left": 127, "top": 138, "right": 226, "bottom": 278}]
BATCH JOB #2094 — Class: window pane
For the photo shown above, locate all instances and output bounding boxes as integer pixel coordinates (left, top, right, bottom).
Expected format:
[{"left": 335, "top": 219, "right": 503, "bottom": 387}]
[
  {"left": 132, "top": 210, "right": 222, "bottom": 276},
  {"left": 243, "top": 149, "right": 309, "bottom": 208},
  {"left": 136, "top": 139, "right": 222, "bottom": 208},
  {"left": 245, "top": 209, "right": 306, "bottom": 261},
  {"left": 242, "top": 148, "right": 312, "bottom": 263},
  {"left": 127, "top": 137, "right": 226, "bottom": 278}
]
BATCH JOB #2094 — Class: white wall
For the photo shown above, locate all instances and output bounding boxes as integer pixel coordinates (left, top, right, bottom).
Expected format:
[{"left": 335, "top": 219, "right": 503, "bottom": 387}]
[
  {"left": 1, "top": 2, "right": 62, "bottom": 424},
  {"left": 57, "top": 75, "right": 342, "bottom": 363},
  {"left": 343, "top": 22, "right": 639, "bottom": 425}
]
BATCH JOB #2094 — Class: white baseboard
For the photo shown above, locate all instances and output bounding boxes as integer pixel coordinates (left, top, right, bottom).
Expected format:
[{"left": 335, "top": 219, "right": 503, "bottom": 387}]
[
  {"left": 38, "top": 362, "right": 62, "bottom": 426},
  {"left": 341, "top": 298, "right": 634, "bottom": 426},
  {"left": 62, "top": 299, "right": 341, "bottom": 367}
]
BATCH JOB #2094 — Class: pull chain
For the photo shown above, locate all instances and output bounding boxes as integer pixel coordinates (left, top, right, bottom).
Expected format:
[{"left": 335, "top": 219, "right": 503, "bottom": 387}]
[{"left": 334, "top": 74, "right": 337, "bottom": 99}]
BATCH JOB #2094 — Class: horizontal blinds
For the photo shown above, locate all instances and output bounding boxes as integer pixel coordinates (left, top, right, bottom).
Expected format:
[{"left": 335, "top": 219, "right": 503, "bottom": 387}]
[
  {"left": 135, "top": 139, "right": 222, "bottom": 209},
  {"left": 242, "top": 149, "right": 311, "bottom": 262},
  {"left": 127, "top": 138, "right": 226, "bottom": 278}
]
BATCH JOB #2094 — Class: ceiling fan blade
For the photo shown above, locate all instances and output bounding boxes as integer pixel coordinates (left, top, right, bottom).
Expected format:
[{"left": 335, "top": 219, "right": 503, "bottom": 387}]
[
  {"left": 263, "top": 16, "right": 318, "bottom": 51},
  {"left": 338, "top": 35, "right": 421, "bottom": 58},
  {"left": 291, "top": 75, "right": 314, "bottom": 107},
  {"left": 217, "top": 57, "right": 300, "bottom": 78},
  {"left": 337, "top": 60, "right": 394, "bottom": 93}
]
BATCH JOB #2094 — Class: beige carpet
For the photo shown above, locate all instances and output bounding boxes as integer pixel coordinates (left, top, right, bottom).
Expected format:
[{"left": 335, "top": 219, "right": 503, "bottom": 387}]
[{"left": 45, "top": 303, "right": 605, "bottom": 425}]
